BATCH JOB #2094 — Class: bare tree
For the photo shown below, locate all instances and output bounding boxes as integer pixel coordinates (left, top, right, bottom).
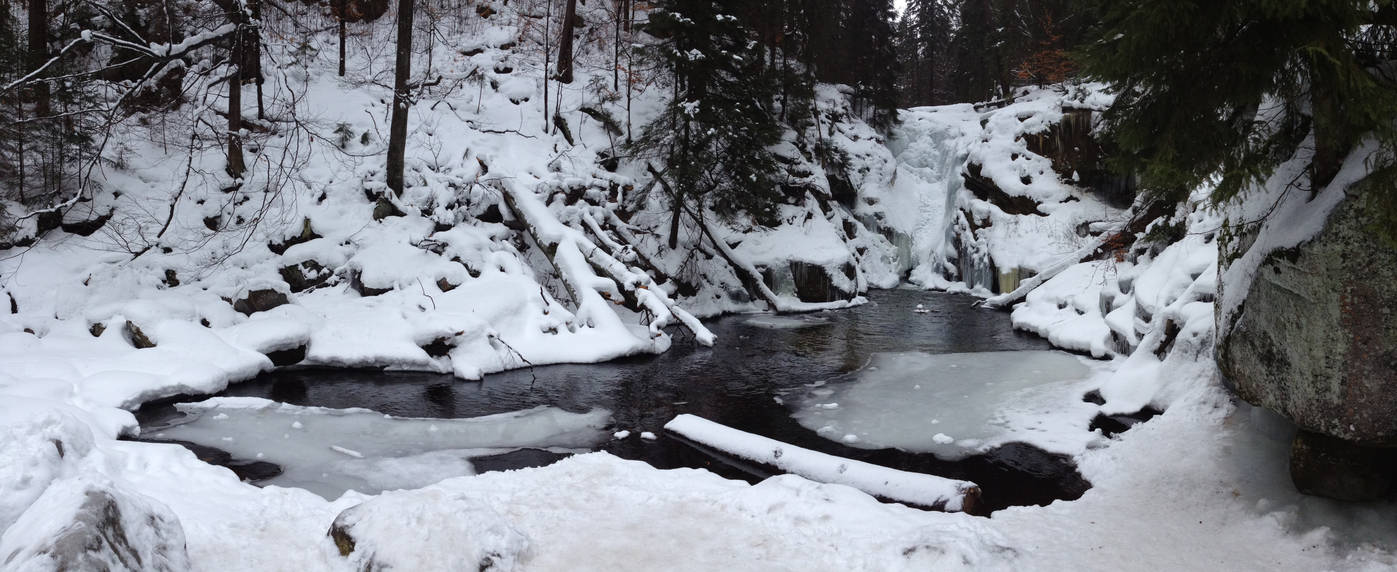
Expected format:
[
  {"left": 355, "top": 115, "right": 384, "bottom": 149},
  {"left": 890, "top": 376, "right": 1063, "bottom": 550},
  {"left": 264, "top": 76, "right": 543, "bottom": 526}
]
[
  {"left": 220, "top": 0, "right": 249, "bottom": 180},
  {"left": 338, "top": 0, "right": 348, "bottom": 77},
  {"left": 557, "top": 0, "right": 577, "bottom": 83},
  {"left": 27, "top": 0, "right": 48, "bottom": 117},
  {"left": 386, "top": 0, "right": 414, "bottom": 196}
]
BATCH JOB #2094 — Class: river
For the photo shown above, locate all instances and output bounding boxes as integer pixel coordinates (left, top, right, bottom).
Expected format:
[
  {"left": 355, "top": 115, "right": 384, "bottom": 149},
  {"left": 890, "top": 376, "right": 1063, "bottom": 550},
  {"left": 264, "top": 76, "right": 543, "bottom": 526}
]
[{"left": 136, "top": 288, "right": 1096, "bottom": 515}]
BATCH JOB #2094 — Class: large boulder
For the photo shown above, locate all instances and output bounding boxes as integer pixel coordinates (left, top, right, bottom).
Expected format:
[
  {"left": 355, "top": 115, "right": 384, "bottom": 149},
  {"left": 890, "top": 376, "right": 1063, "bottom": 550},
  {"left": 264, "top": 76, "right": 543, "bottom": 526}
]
[
  {"left": 1218, "top": 176, "right": 1397, "bottom": 498},
  {"left": 0, "top": 479, "right": 189, "bottom": 571}
]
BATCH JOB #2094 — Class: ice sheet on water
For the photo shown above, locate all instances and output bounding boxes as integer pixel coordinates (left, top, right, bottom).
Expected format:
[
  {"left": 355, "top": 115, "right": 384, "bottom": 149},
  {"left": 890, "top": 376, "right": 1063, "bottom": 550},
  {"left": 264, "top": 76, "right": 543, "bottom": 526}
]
[
  {"left": 793, "top": 351, "right": 1098, "bottom": 459},
  {"left": 150, "top": 397, "right": 610, "bottom": 499}
]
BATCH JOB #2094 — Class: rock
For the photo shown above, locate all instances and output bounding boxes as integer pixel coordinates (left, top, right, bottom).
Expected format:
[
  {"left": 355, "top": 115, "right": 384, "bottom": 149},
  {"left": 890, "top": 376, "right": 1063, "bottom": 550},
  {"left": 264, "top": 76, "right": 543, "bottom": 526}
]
[
  {"left": 265, "top": 345, "right": 307, "bottom": 367},
  {"left": 1289, "top": 430, "right": 1395, "bottom": 501},
  {"left": 372, "top": 197, "right": 404, "bottom": 221},
  {"left": 268, "top": 218, "right": 321, "bottom": 255},
  {"left": 1218, "top": 175, "right": 1397, "bottom": 499},
  {"left": 962, "top": 162, "right": 1045, "bottom": 216},
  {"left": 124, "top": 321, "right": 156, "bottom": 349},
  {"left": 1218, "top": 184, "right": 1397, "bottom": 446},
  {"left": 0, "top": 479, "right": 189, "bottom": 572},
  {"left": 421, "top": 336, "right": 455, "bottom": 358},
  {"left": 1021, "top": 106, "right": 1136, "bottom": 208},
  {"left": 349, "top": 270, "right": 392, "bottom": 297},
  {"left": 328, "top": 487, "right": 530, "bottom": 571},
  {"left": 232, "top": 289, "right": 289, "bottom": 316},
  {"left": 789, "top": 261, "right": 855, "bottom": 303},
  {"left": 60, "top": 210, "right": 113, "bottom": 237},
  {"left": 279, "top": 260, "right": 332, "bottom": 293},
  {"left": 89, "top": 322, "right": 106, "bottom": 337}
]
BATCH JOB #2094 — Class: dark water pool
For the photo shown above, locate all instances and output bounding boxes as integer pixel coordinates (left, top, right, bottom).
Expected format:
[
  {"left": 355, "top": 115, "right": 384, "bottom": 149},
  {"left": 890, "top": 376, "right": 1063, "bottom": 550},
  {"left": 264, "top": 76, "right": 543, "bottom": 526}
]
[{"left": 136, "top": 289, "right": 1092, "bottom": 515}]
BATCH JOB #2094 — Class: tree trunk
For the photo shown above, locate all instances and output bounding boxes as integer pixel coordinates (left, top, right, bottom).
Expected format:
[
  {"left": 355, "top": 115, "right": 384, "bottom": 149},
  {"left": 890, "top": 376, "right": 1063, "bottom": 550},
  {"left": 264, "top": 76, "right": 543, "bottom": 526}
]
[
  {"left": 251, "top": 0, "right": 265, "bottom": 119},
  {"left": 613, "top": 0, "right": 621, "bottom": 91},
  {"left": 1310, "top": 44, "right": 1350, "bottom": 193},
  {"left": 543, "top": 0, "right": 552, "bottom": 131},
  {"left": 226, "top": 7, "right": 246, "bottom": 180},
  {"left": 624, "top": 0, "right": 632, "bottom": 143},
  {"left": 338, "top": 0, "right": 348, "bottom": 77},
  {"left": 386, "top": 0, "right": 414, "bottom": 196},
  {"left": 27, "top": 0, "right": 49, "bottom": 117},
  {"left": 557, "top": 0, "right": 577, "bottom": 84}
]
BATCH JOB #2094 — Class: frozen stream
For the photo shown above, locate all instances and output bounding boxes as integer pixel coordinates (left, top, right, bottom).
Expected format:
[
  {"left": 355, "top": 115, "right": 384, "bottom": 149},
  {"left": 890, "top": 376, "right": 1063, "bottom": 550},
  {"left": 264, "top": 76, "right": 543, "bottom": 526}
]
[{"left": 136, "top": 289, "right": 1122, "bottom": 514}]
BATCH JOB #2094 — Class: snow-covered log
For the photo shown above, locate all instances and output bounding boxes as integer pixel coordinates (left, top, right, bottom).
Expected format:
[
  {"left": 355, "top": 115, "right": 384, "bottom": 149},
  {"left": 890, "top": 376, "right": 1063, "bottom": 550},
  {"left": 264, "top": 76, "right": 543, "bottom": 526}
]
[
  {"left": 496, "top": 180, "right": 713, "bottom": 345},
  {"left": 574, "top": 209, "right": 715, "bottom": 346},
  {"left": 663, "top": 414, "right": 980, "bottom": 512}
]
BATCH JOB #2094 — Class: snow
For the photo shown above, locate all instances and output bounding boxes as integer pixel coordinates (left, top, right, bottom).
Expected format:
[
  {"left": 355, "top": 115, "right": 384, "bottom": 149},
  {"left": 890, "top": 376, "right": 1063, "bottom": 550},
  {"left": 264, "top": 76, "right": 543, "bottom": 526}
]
[
  {"left": 792, "top": 351, "right": 1100, "bottom": 458},
  {"left": 665, "top": 414, "right": 978, "bottom": 511},
  {"left": 148, "top": 397, "right": 610, "bottom": 499}
]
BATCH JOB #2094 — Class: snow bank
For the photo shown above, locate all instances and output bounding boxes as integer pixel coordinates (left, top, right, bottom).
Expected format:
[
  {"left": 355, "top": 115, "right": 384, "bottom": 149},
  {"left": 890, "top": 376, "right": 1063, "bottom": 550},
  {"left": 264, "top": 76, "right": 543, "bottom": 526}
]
[{"left": 664, "top": 414, "right": 979, "bottom": 512}]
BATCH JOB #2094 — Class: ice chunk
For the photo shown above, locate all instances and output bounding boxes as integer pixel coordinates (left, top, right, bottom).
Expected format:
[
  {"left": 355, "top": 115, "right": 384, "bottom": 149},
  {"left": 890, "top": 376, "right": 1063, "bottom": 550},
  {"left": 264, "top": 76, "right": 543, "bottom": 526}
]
[
  {"left": 152, "top": 397, "right": 609, "bottom": 499},
  {"left": 793, "top": 351, "right": 1096, "bottom": 459}
]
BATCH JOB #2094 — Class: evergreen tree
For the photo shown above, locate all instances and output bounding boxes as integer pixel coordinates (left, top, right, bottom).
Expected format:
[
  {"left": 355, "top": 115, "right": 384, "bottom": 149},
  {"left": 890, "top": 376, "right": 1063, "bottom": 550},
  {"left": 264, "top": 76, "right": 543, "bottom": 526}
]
[
  {"left": 1081, "top": 0, "right": 1397, "bottom": 202},
  {"left": 946, "top": 0, "right": 1008, "bottom": 102},
  {"left": 897, "top": 0, "right": 953, "bottom": 106},
  {"left": 635, "top": 0, "right": 784, "bottom": 246},
  {"left": 847, "top": 0, "right": 900, "bottom": 130}
]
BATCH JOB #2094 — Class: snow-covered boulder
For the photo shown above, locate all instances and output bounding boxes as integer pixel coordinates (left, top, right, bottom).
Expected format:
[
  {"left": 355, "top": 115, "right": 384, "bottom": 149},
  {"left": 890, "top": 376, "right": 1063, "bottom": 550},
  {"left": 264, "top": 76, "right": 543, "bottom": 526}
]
[
  {"left": 328, "top": 488, "right": 530, "bottom": 571},
  {"left": 1217, "top": 146, "right": 1397, "bottom": 499},
  {"left": 0, "top": 478, "right": 189, "bottom": 572}
]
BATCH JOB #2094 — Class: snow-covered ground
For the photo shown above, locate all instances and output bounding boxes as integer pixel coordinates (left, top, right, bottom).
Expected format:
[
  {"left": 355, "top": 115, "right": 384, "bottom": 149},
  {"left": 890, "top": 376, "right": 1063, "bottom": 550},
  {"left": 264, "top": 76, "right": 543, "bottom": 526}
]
[{"left": 2, "top": 2, "right": 1396, "bottom": 569}]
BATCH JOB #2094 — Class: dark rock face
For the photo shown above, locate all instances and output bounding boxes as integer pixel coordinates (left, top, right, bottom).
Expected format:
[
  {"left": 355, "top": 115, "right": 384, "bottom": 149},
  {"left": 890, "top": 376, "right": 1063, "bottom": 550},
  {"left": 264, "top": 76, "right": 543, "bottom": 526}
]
[
  {"left": 1289, "top": 430, "right": 1394, "bottom": 501},
  {"left": 266, "top": 345, "right": 307, "bottom": 367},
  {"left": 962, "top": 163, "right": 1045, "bottom": 216},
  {"left": 349, "top": 270, "right": 392, "bottom": 297},
  {"left": 268, "top": 218, "right": 321, "bottom": 255},
  {"left": 0, "top": 481, "right": 189, "bottom": 571},
  {"left": 280, "top": 260, "right": 332, "bottom": 293},
  {"left": 233, "top": 289, "right": 289, "bottom": 316},
  {"left": 1219, "top": 187, "right": 1397, "bottom": 446},
  {"left": 789, "top": 261, "right": 855, "bottom": 303},
  {"left": 1219, "top": 181, "right": 1397, "bottom": 499}
]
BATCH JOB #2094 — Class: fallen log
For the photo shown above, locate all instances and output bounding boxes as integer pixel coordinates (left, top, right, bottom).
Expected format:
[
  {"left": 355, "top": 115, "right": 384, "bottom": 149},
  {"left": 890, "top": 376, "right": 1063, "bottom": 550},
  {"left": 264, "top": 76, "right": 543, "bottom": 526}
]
[
  {"left": 664, "top": 414, "right": 980, "bottom": 513},
  {"left": 496, "top": 179, "right": 713, "bottom": 345}
]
